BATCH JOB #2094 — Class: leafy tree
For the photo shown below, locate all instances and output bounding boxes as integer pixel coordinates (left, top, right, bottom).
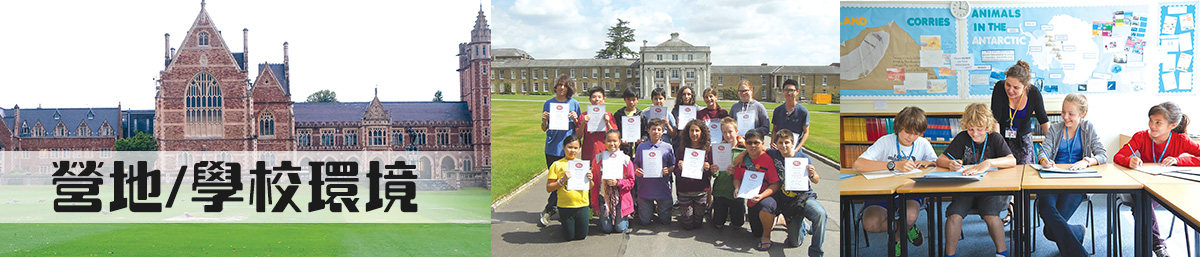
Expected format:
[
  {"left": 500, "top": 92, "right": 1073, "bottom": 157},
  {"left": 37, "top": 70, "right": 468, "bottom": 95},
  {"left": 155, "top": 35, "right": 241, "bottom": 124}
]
[
  {"left": 595, "top": 19, "right": 638, "bottom": 59},
  {"left": 433, "top": 90, "right": 444, "bottom": 102},
  {"left": 115, "top": 131, "right": 158, "bottom": 151},
  {"left": 306, "top": 90, "right": 338, "bottom": 103}
]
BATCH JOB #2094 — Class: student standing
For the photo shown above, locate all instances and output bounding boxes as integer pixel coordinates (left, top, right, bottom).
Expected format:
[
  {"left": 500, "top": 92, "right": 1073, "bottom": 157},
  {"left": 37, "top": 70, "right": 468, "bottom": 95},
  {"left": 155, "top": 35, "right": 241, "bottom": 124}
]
[
  {"left": 578, "top": 87, "right": 618, "bottom": 163},
  {"left": 545, "top": 135, "right": 591, "bottom": 241},
  {"left": 771, "top": 79, "right": 810, "bottom": 153},
  {"left": 730, "top": 80, "right": 770, "bottom": 136},
  {"left": 613, "top": 88, "right": 644, "bottom": 157},
  {"left": 644, "top": 88, "right": 677, "bottom": 145},
  {"left": 852, "top": 106, "right": 937, "bottom": 255},
  {"left": 935, "top": 103, "right": 1017, "bottom": 257},
  {"left": 670, "top": 86, "right": 698, "bottom": 143},
  {"left": 1035, "top": 94, "right": 1106, "bottom": 257},
  {"left": 991, "top": 60, "right": 1050, "bottom": 164},
  {"left": 539, "top": 75, "right": 581, "bottom": 227},
  {"left": 697, "top": 88, "right": 729, "bottom": 121}
]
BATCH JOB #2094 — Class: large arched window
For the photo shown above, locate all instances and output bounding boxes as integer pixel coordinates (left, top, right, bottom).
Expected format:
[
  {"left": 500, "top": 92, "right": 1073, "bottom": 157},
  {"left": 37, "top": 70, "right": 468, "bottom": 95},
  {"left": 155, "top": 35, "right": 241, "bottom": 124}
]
[
  {"left": 186, "top": 71, "right": 223, "bottom": 137},
  {"left": 259, "top": 111, "right": 275, "bottom": 136},
  {"left": 199, "top": 32, "right": 210, "bottom": 46}
]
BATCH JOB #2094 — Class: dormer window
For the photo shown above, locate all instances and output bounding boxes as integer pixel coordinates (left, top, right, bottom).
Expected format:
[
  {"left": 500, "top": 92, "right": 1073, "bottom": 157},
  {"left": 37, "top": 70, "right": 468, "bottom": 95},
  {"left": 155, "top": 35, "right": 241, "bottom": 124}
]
[
  {"left": 53, "top": 112, "right": 60, "bottom": 120},
  {"left": 199, "top": 32, "right": 210, "bottom": 46}
]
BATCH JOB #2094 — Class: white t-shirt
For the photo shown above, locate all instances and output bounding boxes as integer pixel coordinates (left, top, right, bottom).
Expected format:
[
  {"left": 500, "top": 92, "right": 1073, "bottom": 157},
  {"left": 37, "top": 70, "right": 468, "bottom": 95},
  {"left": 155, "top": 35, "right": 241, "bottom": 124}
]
[{"left": 858, "top": 134, "right": 938, "bottom": 162}]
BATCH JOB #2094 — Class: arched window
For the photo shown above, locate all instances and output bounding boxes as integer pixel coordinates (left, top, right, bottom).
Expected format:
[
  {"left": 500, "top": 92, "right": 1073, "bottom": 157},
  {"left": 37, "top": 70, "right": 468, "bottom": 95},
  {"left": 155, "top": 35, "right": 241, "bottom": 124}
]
[
  {"left": 186, "top": 71, "right": 223, "bottom": 137},
  {"left": 76, "top": 122, "right": 91, "bottom": 137},
  {"left": 199, "top": 32, "right": 210, "bottom": 46},
  {"left": 99, "top": 123, "right": 113, "bottom": 137},
  {"left": 54, "top": 123, "right": 67, "bottom": 137},
  {"left": 259, "top": 111, "right": 275, "bottom": 136}
]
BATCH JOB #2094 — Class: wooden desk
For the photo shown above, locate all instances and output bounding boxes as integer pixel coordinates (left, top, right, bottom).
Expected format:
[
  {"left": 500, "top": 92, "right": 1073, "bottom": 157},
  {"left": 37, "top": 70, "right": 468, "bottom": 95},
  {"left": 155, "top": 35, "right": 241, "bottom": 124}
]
[
  {"left": 840, "top": 168, "right": 927, "bottom": 196},
  {"left": 1020, "top": 164, "right": 1142, "bottom": 190},
  {"left": 1145, "top": 183, "right": 1200, "bottom": 229},
  {"left": 840, "top": 168, "right": 929, "bottom": 257},
  {"left": 1115, "top": 163, "right": 1198, "bottom": 185},
  {"left": 895, "top": 166, "right": 1024, "bottom": 194}
]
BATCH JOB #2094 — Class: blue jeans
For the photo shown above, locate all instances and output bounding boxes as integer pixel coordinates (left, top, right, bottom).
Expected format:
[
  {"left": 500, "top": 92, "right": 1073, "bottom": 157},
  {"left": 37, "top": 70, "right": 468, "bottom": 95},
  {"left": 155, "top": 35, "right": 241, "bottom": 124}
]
[
  {"left": 1037, "top": 193, "right": 1086, "bottom": 257},
  {"left": 789, "top": 198, "right": 827, "bottom": 257},
  {"left": 599, "top": 200, "right": 629, "bottom": 233},
  {"left": 638, "top": 197, "right": 672, "bottom": 225}
]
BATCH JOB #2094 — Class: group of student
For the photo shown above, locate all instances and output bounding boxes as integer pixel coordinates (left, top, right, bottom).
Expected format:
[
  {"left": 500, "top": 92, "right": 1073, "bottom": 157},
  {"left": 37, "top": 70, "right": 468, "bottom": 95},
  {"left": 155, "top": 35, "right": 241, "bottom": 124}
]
[
  {"left": 852, "top": 60, "right": 1200, "bottom": 257},
  {"left": 538, "top": 75, "right": 828, "bottom": 255}
]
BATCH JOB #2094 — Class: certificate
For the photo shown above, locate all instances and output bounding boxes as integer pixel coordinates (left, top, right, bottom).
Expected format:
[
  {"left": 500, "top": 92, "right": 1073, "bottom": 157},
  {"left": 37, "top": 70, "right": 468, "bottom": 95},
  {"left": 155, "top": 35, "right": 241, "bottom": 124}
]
[
  {"left": 784, "top": 158, "right": 809, "bottom": 191},
  {"left": 646, "top": 106, "right": 669, "bottom": 120},
  {"left": 566, "top": 160, "right": 590, "bottom": 191},
  {"left": 736, "top": 170, "right": 764, "bottom": 199},
  {"left": 587, "top": 105, "right": 606, "bottom": 132},
  {"left": 681, "top": 148, "right": 705, "bottom": 179},
  {"left": 601, "top": 153, "right": 623, "bottom": 180},
  {"left": 712, "top": 143, "right": 732, "bottom": 171},
  {"left": 678, "top": 105, "right": 697, "bottom": 128},
  {"left": 737, "top": 110, "right": 756, "bottom": 136},
  {"left": 708, "top": 119, "right": 723, "bottom": 143},
  {"left": 792, "top": 132, "right": 801, "bottom": 147},
  {"left": 642, "top": 150, "right": 663, "bottom": 178},
  {"left": 621, "top": 116, "right": 640, "bottom": 143},
  {"left": 549, "top": 103, "right": 569, "bottom": 130}
]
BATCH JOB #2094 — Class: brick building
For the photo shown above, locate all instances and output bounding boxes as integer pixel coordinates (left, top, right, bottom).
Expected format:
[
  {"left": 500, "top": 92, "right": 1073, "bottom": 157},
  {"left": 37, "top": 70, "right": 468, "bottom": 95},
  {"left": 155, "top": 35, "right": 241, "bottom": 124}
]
[{"left": 710, "top": 63, "right": 840, "bottom": 103}]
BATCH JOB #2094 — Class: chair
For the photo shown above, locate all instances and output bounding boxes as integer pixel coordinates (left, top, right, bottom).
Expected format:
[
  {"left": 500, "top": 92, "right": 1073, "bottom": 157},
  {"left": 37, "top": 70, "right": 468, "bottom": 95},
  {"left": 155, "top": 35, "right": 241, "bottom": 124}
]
[
  {"left": 857, "top": 197, "right": 931, "bottom": 250},
  {"left": 1113, "top": 194, "right": 1180, "bottom": 257}
]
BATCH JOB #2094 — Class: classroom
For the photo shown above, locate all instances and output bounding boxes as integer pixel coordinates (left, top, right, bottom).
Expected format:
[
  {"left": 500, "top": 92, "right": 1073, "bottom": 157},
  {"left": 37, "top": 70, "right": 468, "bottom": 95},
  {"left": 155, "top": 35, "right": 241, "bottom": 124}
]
[{"left": 841, "top": 1, "right": 1200, "bottom": 257}]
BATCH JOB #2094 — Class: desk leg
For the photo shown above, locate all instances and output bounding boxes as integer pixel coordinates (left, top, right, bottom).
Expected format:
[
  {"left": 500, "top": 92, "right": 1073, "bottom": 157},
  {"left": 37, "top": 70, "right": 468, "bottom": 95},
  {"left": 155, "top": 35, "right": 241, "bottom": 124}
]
[
  {"left": 889, "top": 195, "right": 897, "bottom": 257},
  {"left": 927, "top": 196, "right": 936, "bottom": 257},
  {"left": 1137, "top": 191, "right": 1150, "bottom": 257},
  {"left": 842, "top": 200, "right": 851, "bottom": 257},
  {"left": 900, "top": 195, "right": 908, "bottom": 257},
  {"left": 1020, "top": 191, "right": 1030, "bottom": 257},
  {"left": 1107, "top": 194, "right": 1116, "bottom": 257}
]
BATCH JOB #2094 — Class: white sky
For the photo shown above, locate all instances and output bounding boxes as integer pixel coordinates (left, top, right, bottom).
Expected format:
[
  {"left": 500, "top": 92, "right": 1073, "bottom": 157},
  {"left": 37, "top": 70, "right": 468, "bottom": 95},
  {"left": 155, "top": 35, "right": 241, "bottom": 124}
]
[
  {"left": 492, "top": 0, "right": 839, "bottom": 66},
  {"left": 0, "top": 0, "right": 491, "bottom": 110}
]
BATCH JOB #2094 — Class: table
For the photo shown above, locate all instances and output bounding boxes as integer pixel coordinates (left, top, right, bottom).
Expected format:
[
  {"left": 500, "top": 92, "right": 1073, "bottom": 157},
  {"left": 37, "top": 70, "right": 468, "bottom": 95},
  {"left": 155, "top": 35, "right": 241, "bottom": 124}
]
[
  {"left": 1019, "top": 164, "right": 1146, "bottom": 257},
  {"left": 1145, "top": 183, "right": 1200, "bottom": 256},
  {"left": 894, "top": 165, "right": 1024, "bottom": 257},
  {"left": 1116, "top": 164, "right": 1199, "bottom": 185},
  {"left": 841, "top": 168, "right": 928, "bottom": 256}
]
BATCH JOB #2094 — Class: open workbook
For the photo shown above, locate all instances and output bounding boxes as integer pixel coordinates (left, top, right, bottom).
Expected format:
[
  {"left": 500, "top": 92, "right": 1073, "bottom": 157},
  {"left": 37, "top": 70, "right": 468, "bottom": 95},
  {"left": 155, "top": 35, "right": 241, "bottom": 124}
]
[
  {"left": 910, "top": 165, "right": 998, "bottom": 182},
  {"left": 1135, "top": 166, "right": 1200, "bottom": 182},
  {"left": 1030, "top": 164, "right": 1102, "bottom": 179}
]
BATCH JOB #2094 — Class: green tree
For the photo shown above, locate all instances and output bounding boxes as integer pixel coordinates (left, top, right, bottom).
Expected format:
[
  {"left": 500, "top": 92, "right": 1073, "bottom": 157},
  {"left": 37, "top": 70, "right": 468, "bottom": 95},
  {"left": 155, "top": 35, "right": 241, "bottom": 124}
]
[
  {"left": 306, "top": 90, "right": 338, "bottom": 103},
  {"left": 114, "top": 131, "right": 158, "bottom": 151},
  {"left": 433, "top": 90, "right": 444, "bottom": 102},
  {"left": 595, "top": 19, "right": 638, "bottom": 59}
]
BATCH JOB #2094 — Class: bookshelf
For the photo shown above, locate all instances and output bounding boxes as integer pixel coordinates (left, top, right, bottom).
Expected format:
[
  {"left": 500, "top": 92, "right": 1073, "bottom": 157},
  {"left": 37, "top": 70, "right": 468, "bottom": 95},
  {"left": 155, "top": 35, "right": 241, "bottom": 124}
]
[{"left": 840, "top": 111, "right": 1062, "bottom": 167}]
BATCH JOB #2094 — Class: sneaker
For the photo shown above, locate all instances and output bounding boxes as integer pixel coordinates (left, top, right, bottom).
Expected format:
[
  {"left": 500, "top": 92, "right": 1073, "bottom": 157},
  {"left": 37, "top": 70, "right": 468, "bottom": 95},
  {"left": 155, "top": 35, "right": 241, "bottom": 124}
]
[
  {"left": 894, "top": 242, "right": 902, "bottom": 257},
  {"left": 907, "top": 226, "right": 924, "bottom": 247},
  {"left": 538, "top": 210, "right": 551, "bottom": 227},
  {"left": 1154, "top": 245, "right": 1170, "bottom": 257}
]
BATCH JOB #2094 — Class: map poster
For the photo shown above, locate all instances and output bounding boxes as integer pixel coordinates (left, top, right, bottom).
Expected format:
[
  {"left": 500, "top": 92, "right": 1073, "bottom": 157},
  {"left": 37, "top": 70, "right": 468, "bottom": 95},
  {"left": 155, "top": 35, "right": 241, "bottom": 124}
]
[{"left": 841, "top": 3, "right": 960, "bottom": 99}]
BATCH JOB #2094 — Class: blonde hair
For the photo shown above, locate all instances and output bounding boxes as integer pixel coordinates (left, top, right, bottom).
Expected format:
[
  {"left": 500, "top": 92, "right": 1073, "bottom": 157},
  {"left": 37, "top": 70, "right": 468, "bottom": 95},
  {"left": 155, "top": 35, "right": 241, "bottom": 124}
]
[
  {"left": 962, "top": 103, "right": 997, "bottom": 132},
  {"left": 1063, "top": 93, "right": 1088, "bottom": 115}
]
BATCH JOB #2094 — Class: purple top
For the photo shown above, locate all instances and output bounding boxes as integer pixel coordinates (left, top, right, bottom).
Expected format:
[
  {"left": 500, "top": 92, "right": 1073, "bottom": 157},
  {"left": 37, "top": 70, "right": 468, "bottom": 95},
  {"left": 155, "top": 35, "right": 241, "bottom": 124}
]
[{"left": 634, "top": 140, "right": 676, "bottom": 200}]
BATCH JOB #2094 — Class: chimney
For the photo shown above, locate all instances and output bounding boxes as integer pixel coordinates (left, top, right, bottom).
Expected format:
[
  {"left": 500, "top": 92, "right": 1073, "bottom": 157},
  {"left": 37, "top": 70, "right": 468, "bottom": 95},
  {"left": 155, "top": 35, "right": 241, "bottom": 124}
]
[
  {"left": 164, "top": 33, "right": 171, "bottom": 68},
  {"left": 283, "top": 42, "right": 290, "bottom": 81},
  {"left": 243, "top": 28, "right": 249, "bottom": 71},
  {"left": 671, "top": 32, "right": 680, "bottom": 40},
  {"left": 170, "top": 48, "right": 176, "bottom": 58},
  {"left": 761, "top": 63, "right": 768, "bottom": 66}
]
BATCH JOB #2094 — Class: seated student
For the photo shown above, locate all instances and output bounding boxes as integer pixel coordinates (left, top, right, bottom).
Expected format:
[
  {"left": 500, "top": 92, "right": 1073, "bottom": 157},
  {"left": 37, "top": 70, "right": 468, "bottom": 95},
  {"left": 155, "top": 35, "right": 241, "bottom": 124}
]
[
  {"left": 733, "top": 129, "right": 782, "bottom": 251},
  {"left": 711, "top": 117, "right": 746, "bottom": 229},
  {"left": 1114, "top": 101, "right": 1200, "bottom": 256},
  {"left": 673, "top": 119, "right": 714, "bottom": 230},
  {"left": 733, "top": 129, "right": 825, "bottom": 255},
  {"left": 852, "top": 106, "right": 937, "bottom": 254},
  {"left": 634, "top": 119, "right": 676, "bottom": 226},
  {"left": 1034, "top": 94, "right": 1106, "bottom": 257},
  {"left": 935, "top": 103, "right": 1016, "bottom": 257},
  {"left": 591, "top": 130, "right": 636, "bottom": 233},
  {"left": 545, "top": 135, "right": 592, "bottom": 241}
]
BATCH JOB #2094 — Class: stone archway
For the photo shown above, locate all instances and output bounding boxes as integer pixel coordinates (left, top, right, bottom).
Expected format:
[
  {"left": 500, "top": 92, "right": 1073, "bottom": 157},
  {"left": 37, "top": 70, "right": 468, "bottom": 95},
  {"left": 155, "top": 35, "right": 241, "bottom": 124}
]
[{"left": 418, "top": 157, "right": 432, "bottom": 179}]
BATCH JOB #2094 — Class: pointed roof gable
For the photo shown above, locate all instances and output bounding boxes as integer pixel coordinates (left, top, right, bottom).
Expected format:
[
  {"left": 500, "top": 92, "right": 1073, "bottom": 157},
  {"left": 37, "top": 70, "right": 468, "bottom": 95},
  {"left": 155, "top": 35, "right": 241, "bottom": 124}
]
[
  {"left": 254, "top": 63, "right": 290, "bottom": 95},
  {"left": 362, "top": 90, "right": 390, "bottom": 125},
  {"left": 166, "top": 1, "right": 245, "bottom": 73}
]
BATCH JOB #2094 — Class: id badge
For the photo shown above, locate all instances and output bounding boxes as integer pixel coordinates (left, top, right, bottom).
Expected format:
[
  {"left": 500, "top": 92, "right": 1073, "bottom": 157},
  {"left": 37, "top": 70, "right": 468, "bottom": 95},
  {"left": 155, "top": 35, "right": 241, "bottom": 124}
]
[{"left": 1004, "top": 129, "right": 1017, "bottom": 138}]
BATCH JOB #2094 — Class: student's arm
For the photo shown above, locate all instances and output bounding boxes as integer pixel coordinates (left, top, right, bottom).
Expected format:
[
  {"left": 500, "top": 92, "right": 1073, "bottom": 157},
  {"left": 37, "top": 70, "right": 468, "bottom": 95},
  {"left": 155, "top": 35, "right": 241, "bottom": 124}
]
[
  {"left": 808, "top": 165, "right": 820, "bottom": 184},
  {"left": 770, "top": 108, "right": 782, "bottom": 135},
  {"left": 605, "top": 113, "right": 618, "bottom": 131},
  {"left": 546, "top": 167, "right": 561, "bottom": 193},
  {"left": 964, "top": 154, "right": 1015, "bottom": 175},
  {"left": 1174, "top": 134, "right": 1200, "bottom": 166},
  {"left": 754, "top": 166, "right": 782, "bottom": 203},
  {"left": 797, "top": 125, "right": 810, "bottom": 151},
  {"left": 617, "top": 160, "right": 636, "bottom": 190},
  {"left": 541, "top": 102, "right": 551, "bottom": 132},
  {"left": 1082, "top": 121, "right": 1108, "bottom": 165},
  {"left": 731, "top": 150, "right": 748, "bottom": 171},
  {"left": 1114, "top": 133, "right": 1142, "bottom": 167},
  {"left": 755, "top": 104, "right": 770, "bottom": 133},
  {"left": 1038, "top": 123, "right": 1060, "bottom": 166},
  {"left": 936, "top": 154, "right": 962, "bottom": 170}
]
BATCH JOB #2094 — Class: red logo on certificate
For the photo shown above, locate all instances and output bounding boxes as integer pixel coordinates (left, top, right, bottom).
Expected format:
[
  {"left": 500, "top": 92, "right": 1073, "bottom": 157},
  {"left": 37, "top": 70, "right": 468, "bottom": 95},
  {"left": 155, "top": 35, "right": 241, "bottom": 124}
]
[
  {"left": 649, "top": 152, "right": 657, "bottom": 157},
  {"left": 684, "top": 107, "right": 691, "bottom": 112},
  {"left": 575, "top": 163, "right": 583, "bottom": 168},
  {"left": 718, "top": 146, "right": 725, "bottom": 151},
  {"left": 792, "top": 160, "right": 801, "bottom": 166},
  {"left": 750, "top": 173, "right": 758, "bottom": 179},
  {"left": 691, "top": 151, "right": 699, "bottom": 157},
  {"left": 655, "top": 108, "right": 662, "bottom": 113},
  {"left": 592, "top": 107, "right": 600, "bottom": 112},
  {"left": 710, "top": 123, "right": 718, "bottom": 129},
  {"left": 627, "top": 118, "right": 634, "bottom": 123},
  {"left": 556, "top": 105, "right": 563, "bottom": 110},
  {"left": 742, "top": 114, "right": 749, "bottom": 119}
]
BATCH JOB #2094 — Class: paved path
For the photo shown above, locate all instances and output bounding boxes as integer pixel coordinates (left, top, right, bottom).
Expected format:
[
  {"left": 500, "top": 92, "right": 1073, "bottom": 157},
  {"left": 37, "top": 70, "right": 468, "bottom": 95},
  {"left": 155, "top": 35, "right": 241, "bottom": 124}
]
[{"left": 491, "top": 161, "right": 842, "bottom": 256}]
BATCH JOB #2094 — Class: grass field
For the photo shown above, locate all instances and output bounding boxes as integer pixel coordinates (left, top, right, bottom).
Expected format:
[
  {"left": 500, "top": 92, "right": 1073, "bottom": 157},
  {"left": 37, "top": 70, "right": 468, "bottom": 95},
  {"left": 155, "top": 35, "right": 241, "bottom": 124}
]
[{"left": 490, "top": 94, "right": 839, "bottom": 202}]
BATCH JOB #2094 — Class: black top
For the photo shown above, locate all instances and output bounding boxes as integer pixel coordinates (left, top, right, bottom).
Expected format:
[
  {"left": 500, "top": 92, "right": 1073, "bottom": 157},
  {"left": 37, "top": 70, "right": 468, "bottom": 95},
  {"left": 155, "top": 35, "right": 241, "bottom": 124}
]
[
  {"left": 944, "top": 131, "right": 1012, "bottom": 165},
  {"left": 991, "top": 80, "right": 1049, "bottom": 137}
]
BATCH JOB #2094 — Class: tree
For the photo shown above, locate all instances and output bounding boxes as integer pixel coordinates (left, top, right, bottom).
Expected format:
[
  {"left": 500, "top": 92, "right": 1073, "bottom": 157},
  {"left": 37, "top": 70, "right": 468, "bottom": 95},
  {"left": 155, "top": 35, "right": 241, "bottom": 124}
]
[
  {"left": 115, "top": 131, "right": 158, "bottom": 151},
  {"left": 433, "top": 90, "right": 444, "bottom": 102},
  {"left": 595, "top": 19, "right": 638, "bottom": 59},
  {"left": 306, "top": 90, "right": 338, "bottom": 103}
]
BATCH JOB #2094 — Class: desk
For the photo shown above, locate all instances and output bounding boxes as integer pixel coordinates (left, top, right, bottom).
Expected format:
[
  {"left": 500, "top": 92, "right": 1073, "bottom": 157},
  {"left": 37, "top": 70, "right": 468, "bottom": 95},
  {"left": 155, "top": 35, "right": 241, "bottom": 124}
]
[
  {"left": 1145, "top": 183, "right": 1200, "bottom": 256},
  {"left": 1020, "top": 164, "right": 1145, "bottom": 257},
  {"left": 841, "top": 168, "right": 929, "bottom": 256},
  {"left": 1116, "top": 163, "right": 1198, "bottom": 185},
  {"left": 893, "top": 166, "right": 1024, "bottom": 257}
]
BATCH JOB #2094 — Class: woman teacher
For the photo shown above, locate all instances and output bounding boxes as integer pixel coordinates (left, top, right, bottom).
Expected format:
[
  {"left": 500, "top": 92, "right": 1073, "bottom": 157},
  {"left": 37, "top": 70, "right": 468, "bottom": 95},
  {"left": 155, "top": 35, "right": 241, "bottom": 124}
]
[{"left": 991, "top": 60, "right": 1049, "bottom": 165}]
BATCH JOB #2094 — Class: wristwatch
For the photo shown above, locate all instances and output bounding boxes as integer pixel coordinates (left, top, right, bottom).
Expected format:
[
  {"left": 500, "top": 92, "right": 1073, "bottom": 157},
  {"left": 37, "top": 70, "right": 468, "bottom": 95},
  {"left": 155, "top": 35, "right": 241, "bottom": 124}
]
[{"left": 887, "top": 161, "right": 896, "bottom": 171}]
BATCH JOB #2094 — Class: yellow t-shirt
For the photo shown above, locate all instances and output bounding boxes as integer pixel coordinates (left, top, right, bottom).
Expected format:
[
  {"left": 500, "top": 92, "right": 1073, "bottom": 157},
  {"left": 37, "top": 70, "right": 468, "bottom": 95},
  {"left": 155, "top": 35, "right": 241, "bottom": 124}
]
[{"left": 548, "top": 158, "right": 589, "bottom": 208}]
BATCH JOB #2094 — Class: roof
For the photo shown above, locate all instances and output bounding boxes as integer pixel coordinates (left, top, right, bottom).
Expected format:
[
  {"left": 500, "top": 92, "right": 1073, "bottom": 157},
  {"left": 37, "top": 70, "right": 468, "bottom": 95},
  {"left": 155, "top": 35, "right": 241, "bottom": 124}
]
[
  {"left": 294, "top": 101, "right": 471, "bottom": 123},
  {"left": 493, "top": 48, "right": 533, "bottom": 59},
  {"left": 1, "top": 107, "right": 120, "bottom": 137},
  {"left": 711, "top": 65, "right": 839, "bottom": 75},
  {"left": 657, "top": 32, "right": 693, "bottom": 47},
  {"left": 232, "top": 52, "right": 246, "bottom": 71},
  {"left": 493, "top": 58, "right": 638, "bottom": 68},
  {"left": 256, "top": 63, "right": 291, "bottom": 94}
]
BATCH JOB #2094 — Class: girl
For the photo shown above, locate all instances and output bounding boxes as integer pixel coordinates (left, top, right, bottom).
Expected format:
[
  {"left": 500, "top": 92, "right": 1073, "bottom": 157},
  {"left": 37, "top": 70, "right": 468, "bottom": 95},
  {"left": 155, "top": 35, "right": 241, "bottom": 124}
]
[
  {"left": 674, "top": 119, "right": 714, "bottom": 230},
  {"left": 591, "top": 130, "right": 636, "bottom": 233},
  {"left": 697, "top": 88, "right": 729, "bottom": 121},
  {"left": 539, "top": 75, "right": 581, "bottom": 227},
  {"left": 936, "top": 103, "right": 1016, "bottom": 257},
  {"left": 1035, "top": 94, "right": 1107, "bottom": 256},
  {"left": 1114, "top": 101, "right": 1200, "bottom": 255},
  {"left": 545, "top": 135, "right": 592, "bottom": 241},
  {"left": 670, "top": 86, "right": 698, "bottom": 142},
  {"left": 579, "top": 87, "right": 618, "bottom": 163}
]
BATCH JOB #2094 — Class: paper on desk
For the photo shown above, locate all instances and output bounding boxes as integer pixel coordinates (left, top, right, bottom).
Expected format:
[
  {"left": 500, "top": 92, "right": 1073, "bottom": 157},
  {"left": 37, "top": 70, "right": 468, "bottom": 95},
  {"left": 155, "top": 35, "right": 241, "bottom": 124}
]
[
  {"left": 956, "top": 164, "right": 999, "bottom": 173},
  {"left": 1030, "top": 164, "right": 1099, "bottom": 173},
  {"left": 1136, "top": 166, "right": 1189, "bottom": 175},
  {"left": 861, "top": 169, "right": 924, "bottom": 180}
]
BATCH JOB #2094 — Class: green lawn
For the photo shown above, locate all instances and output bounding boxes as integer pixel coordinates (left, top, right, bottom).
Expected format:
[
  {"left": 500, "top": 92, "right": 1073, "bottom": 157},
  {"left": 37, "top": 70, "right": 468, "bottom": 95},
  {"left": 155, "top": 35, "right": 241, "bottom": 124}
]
[{"left": 491, "top": 95, "right": 840, "bottom": 203}]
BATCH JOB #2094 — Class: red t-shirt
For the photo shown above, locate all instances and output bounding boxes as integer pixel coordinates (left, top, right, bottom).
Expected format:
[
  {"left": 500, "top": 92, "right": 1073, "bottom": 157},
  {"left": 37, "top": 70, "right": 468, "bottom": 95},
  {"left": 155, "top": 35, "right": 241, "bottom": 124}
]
[
  {"left": 733, "top": 151, "right": 780, "bottom": 207},
  {"left": 578, "top": 111, "right": 618, "bottom": 161},
  {"left": 1114, "top": 130, "right": 1200, "bottom": 167}
]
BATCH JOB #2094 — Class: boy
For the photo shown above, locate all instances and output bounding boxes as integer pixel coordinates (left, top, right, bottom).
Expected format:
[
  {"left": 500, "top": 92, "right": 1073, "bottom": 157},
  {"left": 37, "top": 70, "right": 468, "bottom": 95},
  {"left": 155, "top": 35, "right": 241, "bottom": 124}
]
[
  {"left": 711, "top": 117, "right": 745, "bottom": 229},
  {"left": 852, "top": 106, "right": 937, "bottom": 255},
  {"left": 634, "top": 119, "right": 675, "bottom": 225},
  {"left": 734, "top": 129, "right": 781, "bottom": 251},
  {"left": 613, "top": 88, "right": 644, "bottom": 157},
  {"left": 644, "top": 88, "right": 677, "bottom": 145},
  {"left": 771, "top": 79, "right": 810, "bottom": 153},
  {"left": 769, "top": 130, "right": 825, "bottom": 256},
  {"left": 935, "top": 103, "right": 1016, "bottom": 257},
  {"left": 579, "top": 87, "right": 618, "bottom": 163}
]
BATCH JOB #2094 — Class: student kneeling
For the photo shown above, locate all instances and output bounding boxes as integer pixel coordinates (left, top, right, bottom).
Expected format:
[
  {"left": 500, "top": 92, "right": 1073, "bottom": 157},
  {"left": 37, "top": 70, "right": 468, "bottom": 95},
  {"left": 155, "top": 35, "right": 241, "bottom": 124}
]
[{"left": 935, "top": 103, "right": 1017, "bottom": 257}]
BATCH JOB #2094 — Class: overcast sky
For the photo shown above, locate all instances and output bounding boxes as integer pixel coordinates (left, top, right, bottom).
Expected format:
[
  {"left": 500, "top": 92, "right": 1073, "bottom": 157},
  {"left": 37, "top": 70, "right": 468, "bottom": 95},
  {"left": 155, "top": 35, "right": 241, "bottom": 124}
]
[
  {"left": 492, "top": 0, "right": 838, "bottom": 66},
  {"left": 0, "top": 1, "right": 490, "bottom": 110}
]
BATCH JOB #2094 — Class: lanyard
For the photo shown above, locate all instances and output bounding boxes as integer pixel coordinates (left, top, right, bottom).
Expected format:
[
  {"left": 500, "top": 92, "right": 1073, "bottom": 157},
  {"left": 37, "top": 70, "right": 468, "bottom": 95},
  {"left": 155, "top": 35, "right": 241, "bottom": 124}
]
[
  {"left": 971, "top": 134, "right": 988, "bottom": 164},
  {"left": 1152, "top": 133, "right": 1172, "bottom": 163},
  {"left": 896, "top": 136, "right": 913, "bottom": 161},
  {"left": 1063, "top": 125, "right": 1080, "bottom": 158}
]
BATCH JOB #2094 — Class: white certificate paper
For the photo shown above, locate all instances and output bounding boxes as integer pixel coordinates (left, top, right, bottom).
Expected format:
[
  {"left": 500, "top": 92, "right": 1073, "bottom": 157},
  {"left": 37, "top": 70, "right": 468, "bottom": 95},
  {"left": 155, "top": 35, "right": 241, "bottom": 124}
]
[
  {"left": 737, "top": 110, "right": 756, "bottom": 136},
  {"left": 621, "top": 116, "right": 640, "bottom": 143},
  {"left": 642, "top": 150, "right": 663, "bottom": 178},
  {"left": 549, "top": 103, "right": 569, "bottom": 130},
  {"left": 646, "top": 106, "right": 669, "bottom": 120},
  {"left": 587, "top": 105, "right": 606, "bottom": 132},
  {"left": 712, "top": 143, "right": 732, "bottom": 171},
  {"left": 566, "top": 160, "right": 590, "bottom": 191},
  {"left": 784, "top": 158, "right": 809, "bottom": 191},
  {"left": 682, "top": 148, "right": 705, "bottom": 179},
  {"left": 708, "top": 119, "right": 723, "bottom": 143},
  {"left": 792, "top": 132, "right": 801, "bottom": 147},
  {"left": 737, "top": 170, "right": 764, "bottom": 199},
  {"left": 678, "top": 105, "right": 697, "bottom": 128},
  {"left": 602, "top": 153, "right": 623, "bottom": 180}
]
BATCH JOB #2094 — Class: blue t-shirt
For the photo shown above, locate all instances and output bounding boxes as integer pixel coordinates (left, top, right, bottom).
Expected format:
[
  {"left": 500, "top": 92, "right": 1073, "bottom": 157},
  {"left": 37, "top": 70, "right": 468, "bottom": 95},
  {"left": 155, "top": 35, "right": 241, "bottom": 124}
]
[
  {"left": 1054, "top": 129, "right": 1084, "bottom": 164},
  {"left": 772, "top": 104, "right": 810, "bottom": 136},
  {"left": 543, "top": 98, "right": 581, "bottom": 156}
]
